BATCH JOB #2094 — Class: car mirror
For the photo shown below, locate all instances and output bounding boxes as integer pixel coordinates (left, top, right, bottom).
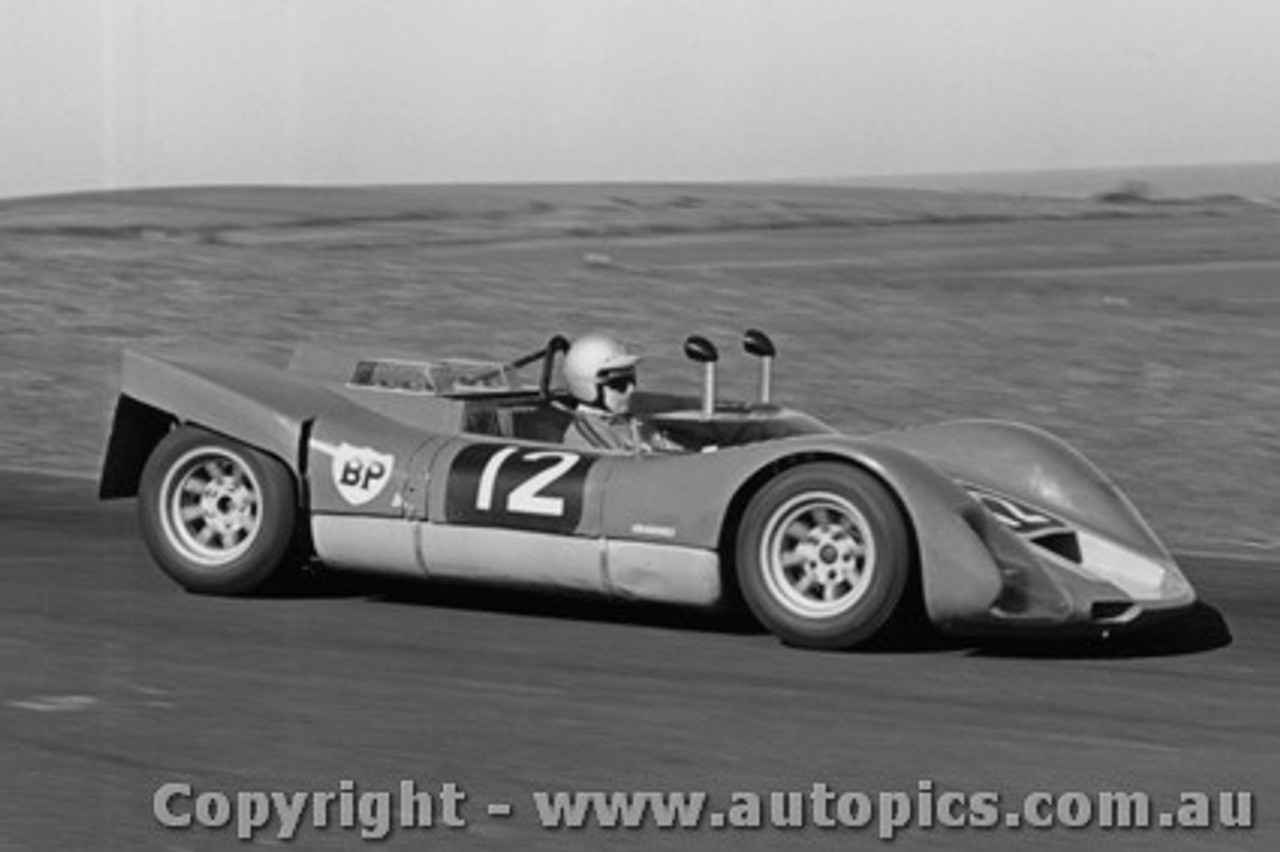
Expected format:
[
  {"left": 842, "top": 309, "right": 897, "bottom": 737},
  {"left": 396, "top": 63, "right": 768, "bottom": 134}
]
[
  {"left": 683, "top": 335, "right": 719, "bottom": 364},
  {"left": 743, "top": 328, "right": 776, "bottom": 358}
]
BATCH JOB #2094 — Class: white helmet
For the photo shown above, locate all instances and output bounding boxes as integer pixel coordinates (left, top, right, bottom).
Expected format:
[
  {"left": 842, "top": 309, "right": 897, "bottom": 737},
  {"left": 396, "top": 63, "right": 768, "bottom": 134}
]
[{"left": 563, "top": 334, "right": 639, "bottom": 403}]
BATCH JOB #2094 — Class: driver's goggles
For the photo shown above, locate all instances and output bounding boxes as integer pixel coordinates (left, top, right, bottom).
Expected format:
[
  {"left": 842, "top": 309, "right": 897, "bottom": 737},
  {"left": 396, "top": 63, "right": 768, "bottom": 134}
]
[{"left": 599, "top": 371, "right": 636, "bottom": 392}]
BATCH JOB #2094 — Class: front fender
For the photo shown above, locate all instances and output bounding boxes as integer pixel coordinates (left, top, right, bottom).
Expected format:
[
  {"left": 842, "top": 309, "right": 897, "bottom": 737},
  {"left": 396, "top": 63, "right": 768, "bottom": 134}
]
[
  {"left": 598, "top": 435, "right": 1006, "bottom": 625},
  {"left": 822, "top": 439, "right": 1010, "bottom": 626},
  {"left": 872, "top": 419, "right": 1171, "bottom": 562}
]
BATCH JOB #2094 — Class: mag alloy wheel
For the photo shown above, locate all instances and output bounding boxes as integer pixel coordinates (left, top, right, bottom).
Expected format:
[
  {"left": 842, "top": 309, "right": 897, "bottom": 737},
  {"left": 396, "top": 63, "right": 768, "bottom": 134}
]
[
  {"left": 160, "top": 447, "right": 263, "bottom": 567},
  {"left": 736, "top": 463, "right": 912, "bottom": 649},
  {"left": 139, "top": 427, "right": 300, "bottom": 595},
  {"left": 760, "top": 491, "right": 876, "bottom": 619}
]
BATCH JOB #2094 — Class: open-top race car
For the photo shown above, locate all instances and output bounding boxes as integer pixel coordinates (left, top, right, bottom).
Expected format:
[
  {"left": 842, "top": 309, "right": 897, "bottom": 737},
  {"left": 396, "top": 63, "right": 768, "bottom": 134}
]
[{"left": 99, "top": 331, "right": 1196, "bottom": 649}]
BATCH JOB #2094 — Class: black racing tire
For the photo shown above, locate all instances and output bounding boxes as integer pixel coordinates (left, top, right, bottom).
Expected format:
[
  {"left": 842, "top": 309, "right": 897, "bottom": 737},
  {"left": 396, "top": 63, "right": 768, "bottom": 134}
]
[
  {"left": 137, "top": 426, "right": 301, "bottom": 595},
  {"left": 735, "top": 463, "right": 912, "bottom": 649}
]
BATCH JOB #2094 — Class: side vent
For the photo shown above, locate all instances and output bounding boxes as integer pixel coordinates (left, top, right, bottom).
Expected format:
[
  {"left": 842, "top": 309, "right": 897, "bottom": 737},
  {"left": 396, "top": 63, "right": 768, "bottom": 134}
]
[{"left": 1030, "top": 531, "right": 1082, "bottom": 564}]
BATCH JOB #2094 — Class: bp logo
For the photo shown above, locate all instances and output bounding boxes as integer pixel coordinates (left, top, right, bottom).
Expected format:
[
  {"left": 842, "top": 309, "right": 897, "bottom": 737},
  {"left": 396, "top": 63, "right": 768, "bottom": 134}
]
[{"left": 331, "top": 443, "right": 395, "bottom": 506}]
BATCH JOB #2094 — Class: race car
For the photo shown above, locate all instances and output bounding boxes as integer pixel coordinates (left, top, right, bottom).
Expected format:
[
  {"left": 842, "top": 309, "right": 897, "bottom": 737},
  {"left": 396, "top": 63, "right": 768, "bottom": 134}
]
[{"left": 99, "top": 330, "right": 1196, "bottom": 649}]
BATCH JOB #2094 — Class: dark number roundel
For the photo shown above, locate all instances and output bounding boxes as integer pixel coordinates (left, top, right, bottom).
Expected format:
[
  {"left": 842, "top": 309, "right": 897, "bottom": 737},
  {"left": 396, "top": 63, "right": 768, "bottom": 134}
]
[{"left": 446, "top": 444, "right": 595, "bottom": 533}]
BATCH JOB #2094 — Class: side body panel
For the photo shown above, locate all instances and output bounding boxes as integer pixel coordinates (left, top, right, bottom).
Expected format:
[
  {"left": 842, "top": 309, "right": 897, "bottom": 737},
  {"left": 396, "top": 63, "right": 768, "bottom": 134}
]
[
  {"left": 358, "top": 429, "right": 1012, "bottom": 620},
  {"left": 417, "top": 438, "right": 616, "bottom": 595},
  {"left": 315, "top": 434, "right": 723, "bottom": 605},
  {"left": 305, "top": 416, "right": 442, "bottom": 518}
]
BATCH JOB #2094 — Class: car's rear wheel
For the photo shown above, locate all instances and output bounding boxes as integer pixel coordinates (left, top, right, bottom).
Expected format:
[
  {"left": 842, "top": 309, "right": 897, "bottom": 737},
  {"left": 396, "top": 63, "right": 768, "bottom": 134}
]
[
  {"left": 138, "top": 426, "right": 301, "bottom": 595},
  {"left": 736, "top": 463, "right": 911, "bottom": 649}
]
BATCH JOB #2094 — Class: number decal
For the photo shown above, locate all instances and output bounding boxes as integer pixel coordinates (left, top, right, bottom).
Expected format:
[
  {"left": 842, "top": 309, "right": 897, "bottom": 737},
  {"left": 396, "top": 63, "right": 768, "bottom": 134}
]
[
  {"left": 447, "top": 444, "right": 596, "bottom": 533},
  {"left": 475, "top": 446, "right": 519, "bottom": 511},
  {"left": 506, "top": 452, "right": 580, "bottom": 516},
  {"left": 964, "top": 485, "right": 1066, "bottom": 536}
]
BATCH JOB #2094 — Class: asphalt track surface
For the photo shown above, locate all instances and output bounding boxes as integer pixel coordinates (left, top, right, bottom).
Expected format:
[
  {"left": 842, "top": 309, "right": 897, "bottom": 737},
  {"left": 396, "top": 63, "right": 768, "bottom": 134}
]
[{"left": 2, "top": 471, "right": 1276, "bottom": 851}]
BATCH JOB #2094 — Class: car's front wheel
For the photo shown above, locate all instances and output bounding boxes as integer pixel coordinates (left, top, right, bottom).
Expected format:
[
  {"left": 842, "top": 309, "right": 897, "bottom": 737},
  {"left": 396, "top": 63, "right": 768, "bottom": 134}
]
[
  {"left": 138, "top": 426, "right": 301, "bottom": 595},
  {"left": 736, "top": 463, "right": 912, "bottom": 649}
]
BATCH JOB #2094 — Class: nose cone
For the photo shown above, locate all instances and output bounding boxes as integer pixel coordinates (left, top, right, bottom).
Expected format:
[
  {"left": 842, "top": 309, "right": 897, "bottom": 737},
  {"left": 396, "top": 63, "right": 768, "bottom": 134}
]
[
  {"left": 1075, "top": 528, "right": 1197, "bottom": 610},
  {"left": 1158, "top": 558, "right": 1197, "bottom": 608}
]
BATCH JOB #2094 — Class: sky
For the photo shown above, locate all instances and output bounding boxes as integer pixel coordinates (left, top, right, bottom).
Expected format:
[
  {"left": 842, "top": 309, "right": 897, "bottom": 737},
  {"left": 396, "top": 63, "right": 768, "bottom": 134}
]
[{"left": 2, "top": 0, "right": 1280, "bottom": 198}]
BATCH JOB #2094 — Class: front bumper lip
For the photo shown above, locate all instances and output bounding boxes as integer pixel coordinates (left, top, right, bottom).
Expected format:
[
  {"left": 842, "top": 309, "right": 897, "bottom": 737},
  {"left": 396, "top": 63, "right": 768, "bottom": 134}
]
[
  {"left": 942, "top": 503, "right": 1198, "bottom": 637},
  {"left": 943, "top": 593, "right": 1198, "bottom": 639}
]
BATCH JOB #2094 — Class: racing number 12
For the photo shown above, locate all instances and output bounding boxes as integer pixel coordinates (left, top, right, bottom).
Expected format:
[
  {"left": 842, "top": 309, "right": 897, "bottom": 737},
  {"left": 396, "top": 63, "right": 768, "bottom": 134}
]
[
  {"left": 447, "top": 443, "right": 592, "bottom": 532},
  {"left": 475, "top": 447, "right": 581, "bottom": 517}
]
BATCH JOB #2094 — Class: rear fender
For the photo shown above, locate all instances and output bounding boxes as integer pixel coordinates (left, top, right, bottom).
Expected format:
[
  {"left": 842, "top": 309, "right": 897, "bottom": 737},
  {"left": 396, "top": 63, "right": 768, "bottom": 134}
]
[
  {"left": 99, "top": 349, "right": 326, "bottom": 499},
  {"left": 98, "top": 395, "right": 175, "bottom": 499},
  {"left": 97, "top": 392, "right": 309, "bottom": 501}
]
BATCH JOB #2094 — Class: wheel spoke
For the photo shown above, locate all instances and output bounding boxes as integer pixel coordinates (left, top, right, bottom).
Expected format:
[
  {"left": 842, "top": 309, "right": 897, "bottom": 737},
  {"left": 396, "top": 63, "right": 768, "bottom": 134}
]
[
  {"left": 780, "top": 549, "right": 808, "bottom": 570},
  {"left": 784, "top": 520, "right": 811, "bottom": 541},
  {"left": 229, "top": 468, "right": 251, "bottom": 492}
]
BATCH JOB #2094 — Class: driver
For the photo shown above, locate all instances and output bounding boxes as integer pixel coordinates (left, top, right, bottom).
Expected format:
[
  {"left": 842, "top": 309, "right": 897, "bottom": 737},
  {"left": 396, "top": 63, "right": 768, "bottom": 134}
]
[{"left": 559, "top": 334, "right": 682, "bottom": 454}]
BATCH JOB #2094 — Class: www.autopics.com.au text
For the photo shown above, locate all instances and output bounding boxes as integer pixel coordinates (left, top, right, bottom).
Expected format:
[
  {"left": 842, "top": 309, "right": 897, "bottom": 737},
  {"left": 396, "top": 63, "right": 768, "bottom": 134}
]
[{"left": 152, "top": 779, "right": 1255, "bottom": 842}]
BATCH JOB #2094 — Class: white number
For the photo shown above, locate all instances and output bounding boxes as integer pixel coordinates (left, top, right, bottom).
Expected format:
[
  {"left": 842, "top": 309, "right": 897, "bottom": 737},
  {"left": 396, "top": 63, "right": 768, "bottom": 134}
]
[
  {"left": 508, "top": 452, "right": 579, "bottom": 516},
  {"left": 475, "top": 449, "right": 581, "bottom": 517},
  {"left": 476, "top": 446, "right": 519, "bottom": 511}
]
